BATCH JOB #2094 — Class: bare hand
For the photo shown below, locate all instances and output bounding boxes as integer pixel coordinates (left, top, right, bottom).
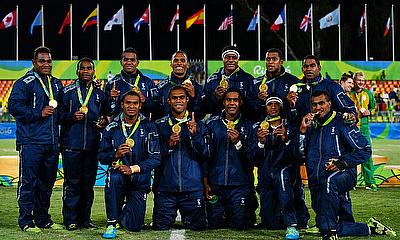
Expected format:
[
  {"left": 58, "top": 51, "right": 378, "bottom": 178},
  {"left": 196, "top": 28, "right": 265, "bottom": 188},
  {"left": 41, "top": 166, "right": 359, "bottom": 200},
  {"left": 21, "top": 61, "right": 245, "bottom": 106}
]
[
  {"left": 169, "top": 132, "right": 180, "bottom": 147},
  {"left": 203, "top": 178, "right": 212, "bottom": 200},
  {"left": 73, "top": 111, "right": 85, "bottom": 121},
  {"left": 187, "top": 112, "right": 197, "bottom": 136},
  {"left": 137, "top": 90, "right": 146, "bottom": 103},
  {"left": 215, "top": 86, "right": 226, "bottom": 100},
  {"left": 325, "top": 159, "right": 338, "bottom": 171},
  {"left": 257, "top": 90, "right": 268, "bottom": 102},
  {"left": 110, "top": 89, "right": 120, "bottom": 99},
  {"left": 257, "top": 127, "right": 268, "bottom": 144},
  {"left": 287, "top": 92, "right": 299, "bottom": 108},
  {"left": 273, "top": 125, "right": 287, "bottom": 142},
  {"left": 119, "top": 165, "right": 133, "bottom": 175},
  {"left": 115, "top": 143, "right": 131, "bottom": 159},
  {"left": 41, "top": 106, "right": 54, "bottom": 118},
  {"left": 96, "top": 116, "right": 107, "bottom": 129},
  {"left": 300, "top": 113, "right": 315, "bottom": 134},
  {"left": 93, "top": 79, "right": 103, "bottom": 89},
  {"left": 227, "top": 128, "right": 240, "bottom": 144},
  {"left": 361, "top": 109, "right": 370, "bottom": 116},
  {"left": 183, "top": 82, "right": 195, "bottom": 98}
]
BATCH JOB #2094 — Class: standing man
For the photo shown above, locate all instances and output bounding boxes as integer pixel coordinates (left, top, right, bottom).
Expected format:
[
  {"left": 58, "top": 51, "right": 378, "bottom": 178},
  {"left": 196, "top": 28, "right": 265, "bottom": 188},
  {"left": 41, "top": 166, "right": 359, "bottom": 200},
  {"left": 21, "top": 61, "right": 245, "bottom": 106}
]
[
  {"left": 353, "top": 71, "right": 377, "bottom": 191},
  {"left": 8, "top": 46, "right": 64, "bottom": 232},
  {"left": 204, "top": 45, "right": 256, "bottom": 120},
  {"left": 98, "top": 91, "right": 160, "bottom": 238},
  {"left": 204, "top": 89, "right": 256, "bottom": 230},
  {"left": 60, "top": 57, "right": 108, "bottom": 230},
  {"left": 105, "top": 47, "right": 158, "bottom": 119},
  {"left": 152, "top": 86, "right": 208, "bottom": 231},
  {"left": 156, "top": 50, "right": 204, "bottom": 120}
]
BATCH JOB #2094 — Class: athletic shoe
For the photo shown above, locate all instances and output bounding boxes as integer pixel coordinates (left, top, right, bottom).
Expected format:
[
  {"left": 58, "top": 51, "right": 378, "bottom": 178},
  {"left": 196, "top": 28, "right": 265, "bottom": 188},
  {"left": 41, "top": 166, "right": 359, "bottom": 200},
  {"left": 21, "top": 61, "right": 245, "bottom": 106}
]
[
  {"left": 365, "top": 184, "right": 378, "bottom": 191},
  {"left": 82, "top": 221, "right": 97, "bottom": 229},
  {"left": 66, "top": 223, "right": 78, "bottom": 231},
  {"left": 22, "top": 225, "right": 41, "bottom": 233},
  {"left": 367, "top": 217, "right": 397, "bottom": 237},
  {"left": 285, "top": 226, "right": 300, "bottom": 240},
  {"left": 102, "top": 225, "right": 117, "bottom": 239},
  {"left": 43, "top": 222, "right": 64, "bottom": 230},
  {"left": 322, "top": 231, "right": 338, "bottom": 240}
]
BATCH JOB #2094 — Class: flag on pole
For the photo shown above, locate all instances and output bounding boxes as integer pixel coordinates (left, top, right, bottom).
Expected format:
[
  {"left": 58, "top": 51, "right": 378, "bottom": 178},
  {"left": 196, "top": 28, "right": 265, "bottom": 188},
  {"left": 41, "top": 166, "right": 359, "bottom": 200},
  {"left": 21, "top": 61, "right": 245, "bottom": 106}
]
[
  {"left": 104, "top": 7, "right": 123, "bottom": 31},
  {"left": 359, "top": 9, "right": 366, "bottom": 34},
  {"left": 319, "top": 7, "right": 339, "bottom": 29},
  {"left": 169, "top": 6, "right": 179, "bottom": 31},
  {"left": 30, "top": 9, "right": 42, "bottom": 34},
  {"left": 133, "top": 7, "right": 149, "bottom": 32},
  {"left": 58, "top": 10, "right": 70, "bottom": 34},
  {"left": 384, "top": 17, "right": 391, "bottom": 37},
  {"left": 299, "top": 7, "right": 311, "bottom": 32},
  {"left": 186, "top": 8, "right": 204, "bottom": 29},
  {"left": 82, "top": 8, "right": 97, "bottom": 31},
  {"left": 217, "top": 11, "right": 233, "bottom": 31},
  {"left": 270, "top": 8, "right": 285, "bottom": 31},
  {"left": 247, "top": 9, "right": 258, "bottom": 31},
  {"left": 0, "top": 10, "right": 16, "bottom": 29}
]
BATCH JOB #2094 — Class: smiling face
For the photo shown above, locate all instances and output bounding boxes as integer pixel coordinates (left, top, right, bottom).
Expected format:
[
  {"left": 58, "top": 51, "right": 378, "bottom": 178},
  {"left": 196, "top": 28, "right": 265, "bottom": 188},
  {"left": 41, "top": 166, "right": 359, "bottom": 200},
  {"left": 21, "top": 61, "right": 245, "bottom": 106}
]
[
  {"left": 171, "top": 52, "right": 189, "bottom": 78},
  {"left": 340, "top": 77, "right": 354, "bottom": 93},
  {"left": 223, "top": 91, "right": 241, "bottom": 117},
  {"left": 311, "top": 94, "right": 332, "bottom": 118},
  {"left": 121, "top": 52, "right": 139, "bottom": 74},
  {"left": 223, "top": 53, "right": 239, "bottom": 74},
  {"left": 32, "top": 52, "right": 52, "bottom": 75},
  {"left": 78, "top": 61, "right": 95, "bottom": 83},
  {"left": 302, "top": 58, "right": 321, "bottom": 81},
  {"left": 355, "top": 74, "right": 366, "bottom": 88},
  {"left": 121, "top": 94, "right": 142, "bottom": 119},
  {"left": 168, "top": 88, "right": 189, "bottom": 115}
]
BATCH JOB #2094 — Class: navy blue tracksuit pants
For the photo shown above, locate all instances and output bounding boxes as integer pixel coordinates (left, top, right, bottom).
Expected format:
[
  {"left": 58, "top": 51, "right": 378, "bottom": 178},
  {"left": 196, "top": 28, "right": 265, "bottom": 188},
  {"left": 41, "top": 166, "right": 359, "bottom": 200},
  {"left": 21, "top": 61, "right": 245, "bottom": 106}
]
[
  {"left": 105, "top": 171, "right": 147, "bottom": 231},
  {"left": 310, "top": 170, "right": 370, "bottom": 237},
  {"left": 17, "top": 144, "right": 59, "bottom": 229},
  {"left": 153, "top": 190, "right": 207, "bottom": 231},
  {"left": 62, "top": 149, "right": 98, "bottom": 226}
]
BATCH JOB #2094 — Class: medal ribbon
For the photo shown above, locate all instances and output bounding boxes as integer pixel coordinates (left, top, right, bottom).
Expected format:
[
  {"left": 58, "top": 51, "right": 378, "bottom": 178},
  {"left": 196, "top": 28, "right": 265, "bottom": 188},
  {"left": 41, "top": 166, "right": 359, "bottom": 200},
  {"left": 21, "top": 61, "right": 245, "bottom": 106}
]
[
  {"left": 316, "top": 111, "right": 336, "bottom": 127},
  {"left": 76, "top": 81, "right": 94, "bottom": 107},
  {"left": 260, "top": 70, "right": 286, "bottom": 86},
  {"left": 222, "top": 67, "right": 240, "bottom": 84},
  {"left": 34, "top": 72, "right": 54, "bottom": 100},
  {"left": 222, "top": 116, "right": 241, "bottom": 128},
  {"left": 265, "top": 116, "right": 281, "bottom": 122},
  {"left": 168, "top": 111, "right": 189, "bottom": 126},
  {"left": 122, "top": 73, "right": 141, "bottom": 89},
  {"left": 121, "top": 114, "right": 141, "bottom": 140}
]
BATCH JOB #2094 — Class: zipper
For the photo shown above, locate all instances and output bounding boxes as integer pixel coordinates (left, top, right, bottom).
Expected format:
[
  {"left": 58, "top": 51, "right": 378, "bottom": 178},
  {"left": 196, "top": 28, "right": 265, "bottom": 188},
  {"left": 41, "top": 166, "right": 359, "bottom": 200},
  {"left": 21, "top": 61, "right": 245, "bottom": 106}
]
[
  {"left": 224, "top": 134, "right": 229, "bottom": 186},
  {"left": 178, "top": 141, "right": 182, "bottom": 192},
  {"left": 33, "top": 93, "right": 36, "bottom": 109},
  {"left": 83, "top": 114, "right": 88, "bottom": 149},
  {"left": 316, "top": 127, "right": 323, "bottom": 181}
]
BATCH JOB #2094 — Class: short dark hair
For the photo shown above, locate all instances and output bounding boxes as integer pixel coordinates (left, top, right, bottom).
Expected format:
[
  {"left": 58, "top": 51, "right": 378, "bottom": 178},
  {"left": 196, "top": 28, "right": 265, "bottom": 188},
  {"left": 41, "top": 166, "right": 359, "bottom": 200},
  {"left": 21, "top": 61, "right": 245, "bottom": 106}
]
[
  {"left": 266, "top": 48, "right": 283, "bottom": 60},
  {"left": 77, "top": 57, "right": 95, "bottom": 72},
  {"left": 33, "top": 46, "right": 51, "bottom": 60},
  {"left": 121, "top": 91, "right": 141, "bottom": 102},
  {"left": 222, "top": 88, "right": 242, "bottom": 101},
  {"left": 171, "top": 50, "right": 188, "bottom": 61},
  {"left": 121, "top": 47, "right": 139, "bottom": 60},
  {"left": 302, "top": 55, "right": 321, "bottom": 67},
  {"left": 168, "top": 85, "right": 188, "bottom": 98},
  {"left": 339, "top": 73, "right": 353, "bottom": 83},
  {"left": 311, "top": 90, "right": 331, "bottom": 101}
]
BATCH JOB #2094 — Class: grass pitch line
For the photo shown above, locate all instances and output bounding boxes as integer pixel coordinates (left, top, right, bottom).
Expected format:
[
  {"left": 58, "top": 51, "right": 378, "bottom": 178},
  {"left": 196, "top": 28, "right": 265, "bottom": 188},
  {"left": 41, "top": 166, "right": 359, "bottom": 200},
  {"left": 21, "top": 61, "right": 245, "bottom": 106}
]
[{"left": 170, "top": 229, "right": 185, "bottom": 240}]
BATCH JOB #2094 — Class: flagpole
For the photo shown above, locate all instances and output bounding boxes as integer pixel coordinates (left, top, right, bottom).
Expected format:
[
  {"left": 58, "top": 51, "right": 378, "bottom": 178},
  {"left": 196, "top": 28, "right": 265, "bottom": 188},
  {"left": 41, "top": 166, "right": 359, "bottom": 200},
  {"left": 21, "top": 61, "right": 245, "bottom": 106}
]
[
  {"left": 392, "top": 4, "right": 395, "bottom": 61},
  {"left": 230, "top": 3, "right": 233, "bottom": 45},
  {"left": 338, "top": 4, "right": 341, "bottom": 61},
  {"left": 70, "top": 4, "right": 73, "bottom": 60},
  {"left": 148, "top": 4, "right": 153, "bottom": 60},
  {"left": 177, "top": 4, "right": 180, "bottom": 50},
  {"left": 284, "top": 4, "right": 287, "bottom": 60},
  {"left": 122, "top": 5, "right": 125, "bottom": 51},
  {"left": 203, "top": 4, "right": 207, "bottom": 78},
  {"left": 257, "top": 4, "right": 261, "bottom": 61},
  {"left": 16, "top": 5, "right": 19, "bottom": 60},
  {"left": 311, "top": 3, "right": 314, "bottom": 55},
  {"left": 365, "top": 4, "right": 368, "bottom": 61},
  {"left": 41, "top": 5, "right": 44, "bottom": 46},
  {"left": 97, "top": 4, "right": 100, "bottom": 60}
]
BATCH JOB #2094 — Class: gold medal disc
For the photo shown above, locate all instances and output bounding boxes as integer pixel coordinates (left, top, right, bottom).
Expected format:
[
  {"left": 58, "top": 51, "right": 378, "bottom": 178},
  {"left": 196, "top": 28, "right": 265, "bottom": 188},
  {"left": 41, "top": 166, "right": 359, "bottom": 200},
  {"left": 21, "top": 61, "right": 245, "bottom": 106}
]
[
  {"left": 259, "top": 84, "right": 268, "bottom": 92},
  {"left": 133, "top": 86, "right": 141, "bottom": 93},
  {"left": 49, "top": 99, "right": 58, "bottom": 108},
  {"left": 260, "top": 121, "right": 270, "bottom": 130},
  {"left": 219, "top": 79, "right": 229, "bottom": 89},
  {"left": 172, "top": 124, "right": 181, "bottom": 134},
  {"left": 80, "top": 106, "right": 89, "bottom": 114},
  {"left": 125, "top": 138, "right": 135, "bottom": 148},
  {"left": 226, "top": 121, "right": 235, "bottom": 129},
  {"left": 289, "top": 84, "right": 298, "bottom": 93}
]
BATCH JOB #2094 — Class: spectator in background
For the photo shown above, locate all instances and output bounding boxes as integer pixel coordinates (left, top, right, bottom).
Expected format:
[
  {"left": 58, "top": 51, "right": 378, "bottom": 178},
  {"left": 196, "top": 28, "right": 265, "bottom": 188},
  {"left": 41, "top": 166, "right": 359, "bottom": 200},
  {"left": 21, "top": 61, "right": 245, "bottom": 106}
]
[
  {"left": 324, "top": 72, "right": 331, "bottom": 81},
  {"left": 107, "top": 71, "right": 114, "bottom": 83},
  {"left": 389, "top": 88, "right": 398, "bottom": 108},
  {"left": 0, "top": 103, "right": 3, "bottom": 122}
]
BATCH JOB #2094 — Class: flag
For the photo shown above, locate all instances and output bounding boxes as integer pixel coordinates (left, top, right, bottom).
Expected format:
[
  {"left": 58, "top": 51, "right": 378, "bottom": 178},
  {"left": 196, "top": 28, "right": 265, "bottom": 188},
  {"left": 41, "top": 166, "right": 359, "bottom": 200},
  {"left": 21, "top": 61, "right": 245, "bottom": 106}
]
[
  {"left": 384, "top": 17, "right": 391, "bottom": 37},
  {"left": 58, "top": 10, "right": 70, "bottom": 34},
  {"left": 30, "top": 9, "right": 42, "bottom": 34},
  {"left": 319, "top": 7, "right": 339, "bottom": 29},
  {"left": 299, "top": 7, "right": 311, "bottom": 32},
  {"left": 133, "top": 7, "right": 149, "bottom": 32},
  {"left": 217, "top": 11, "right": 233, "bottom": 31},
  {"left": 270, "top": 8, "right": 285, "bottom": 31},
  {"left": 359, "top": 9, "right": 366, "bottom": 34},
  {"left": 186, "top": 8, "right": 204, "bottom": 29},
  {"left": 104, "top": 7, "right": 123, "bottom": 31},
  {"left": 247, "top": 9, "right": 258, "bottom": 31},
  {"left": 169, "top": 6, "right": 179, "bottom": 32},
  {"left": 82, "top": 8, "right": 97, "bottom": 31},
  {"left": 0, "top": 10, "right": 16, "bottom": 29}
]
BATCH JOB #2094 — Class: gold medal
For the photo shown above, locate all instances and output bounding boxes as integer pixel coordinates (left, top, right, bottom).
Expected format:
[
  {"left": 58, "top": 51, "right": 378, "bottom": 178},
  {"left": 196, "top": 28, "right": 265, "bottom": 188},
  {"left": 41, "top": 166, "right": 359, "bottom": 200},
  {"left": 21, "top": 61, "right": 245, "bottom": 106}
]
[
  {"left": 49, "top": 99, "right": 58, "bottom": 108},
  {"left": 80, "top": 106, "right": 88, "bottom": 114},
  {"left": 289, "top": 84, "right": 298, "bottom": 93},
  {"left": 132, "top": 86, "right": 141, "bottom": 93},
  {"left": 260, "top": 120, "right": 270, "bottom": 130},
  {"left": 259, "top": 83, "right": 268, "bottom": 92},
  {"left": 226, "top": 121, "right": 235, "bottom": 129},
  {"left": 172, "top": 124, "right": 181, "bottom": 134},
  {"left": 183, "top": 79, "right": 192, "bottom": 85},
  {"left": 219, "top": 79, "right": 229, "bottom": 89},
  {"left": 125, "top": 138, "right": 135, "bottom": 148}
]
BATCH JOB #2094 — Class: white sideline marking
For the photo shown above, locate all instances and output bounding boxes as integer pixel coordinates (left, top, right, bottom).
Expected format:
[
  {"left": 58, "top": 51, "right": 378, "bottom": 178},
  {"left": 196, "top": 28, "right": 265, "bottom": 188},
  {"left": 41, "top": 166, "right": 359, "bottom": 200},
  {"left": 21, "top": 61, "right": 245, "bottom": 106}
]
[{"left": 170, "top": 229, "right": 185, "bottom": 240}]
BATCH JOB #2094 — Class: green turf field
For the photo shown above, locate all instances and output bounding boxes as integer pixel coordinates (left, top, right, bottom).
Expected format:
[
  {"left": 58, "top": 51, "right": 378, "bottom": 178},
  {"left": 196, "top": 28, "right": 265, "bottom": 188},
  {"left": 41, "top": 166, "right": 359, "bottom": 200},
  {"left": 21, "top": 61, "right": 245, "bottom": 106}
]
[{"left": 0, "top": 187, "right": 398, "bottom": 239}]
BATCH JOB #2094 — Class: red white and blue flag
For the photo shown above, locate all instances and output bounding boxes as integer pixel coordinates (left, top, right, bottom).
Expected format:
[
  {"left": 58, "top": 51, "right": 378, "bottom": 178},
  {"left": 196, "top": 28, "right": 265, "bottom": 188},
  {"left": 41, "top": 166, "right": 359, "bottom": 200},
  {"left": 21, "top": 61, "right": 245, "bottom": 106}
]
[
  {"left": 247, "top": 9, "right": 258, "bottom": 31},
  {"left": 217, "top": 11, "right": 233, "bottom": 31},
  {"left": 270, "top": 8, "right": 285, "bottom": 31},
  {"left": 299, "top": 7, "right": 311, "bottom": 32},
  {"left": 134, "top": 7, "right": 149, "bottom": 33},
  {"left": 384, "top": 17, "right": 390, "bottom": 37},
  {"left": 169, "top": 6, "right": 179, "bottom": 32}
]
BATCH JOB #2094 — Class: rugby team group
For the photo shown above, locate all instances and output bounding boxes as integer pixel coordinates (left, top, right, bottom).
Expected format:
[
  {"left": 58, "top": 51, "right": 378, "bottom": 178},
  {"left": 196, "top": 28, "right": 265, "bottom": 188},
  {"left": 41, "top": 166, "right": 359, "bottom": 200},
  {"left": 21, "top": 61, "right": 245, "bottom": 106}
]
[{"left": 8, "top": 45, "right": 397, "bottom": 240}]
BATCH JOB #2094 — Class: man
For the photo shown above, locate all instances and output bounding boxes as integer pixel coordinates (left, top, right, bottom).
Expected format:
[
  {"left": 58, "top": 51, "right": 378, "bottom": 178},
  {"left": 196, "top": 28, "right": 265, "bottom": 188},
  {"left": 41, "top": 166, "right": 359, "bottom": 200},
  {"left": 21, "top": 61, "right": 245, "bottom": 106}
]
[
  {"left": 152, "top": 86, "right": 208, "bottom": 231},
  {"left": 98, "top": 91, "right": 160, "bottom": 238},
  {"left": 255, "top": 95, "right": 300, "bottom": 240},
  {"left": 105, "top": 47, "right": 158, "bottom": 119},
  {"left": 60, "top": 58, "right": 108, "bottom": 230},
  {"left": 8, "top": 46, "right": 64, "bottom": 232},
  {"left": 156, "top": 51, "right": 204, "bottom": 120},
  {"left": 203, "top": 45, "right": 256, "bottom": 120},
  {"left": 297, "top": 90, "right": 395, "bottom": 239},
  {"left": 352, "top": 71, "right": 378, "bottom": 191},
  {"left": 204, "top": 89, "right": 256, "bottom": 230}
]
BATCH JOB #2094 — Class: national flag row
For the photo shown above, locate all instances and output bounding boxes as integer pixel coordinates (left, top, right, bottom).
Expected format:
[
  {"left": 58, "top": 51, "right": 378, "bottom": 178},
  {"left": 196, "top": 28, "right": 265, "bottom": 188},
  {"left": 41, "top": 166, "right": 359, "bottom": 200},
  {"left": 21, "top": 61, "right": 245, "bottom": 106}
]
[{"left": 0, "top": 4, "right": 394, "bottom": 36}]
